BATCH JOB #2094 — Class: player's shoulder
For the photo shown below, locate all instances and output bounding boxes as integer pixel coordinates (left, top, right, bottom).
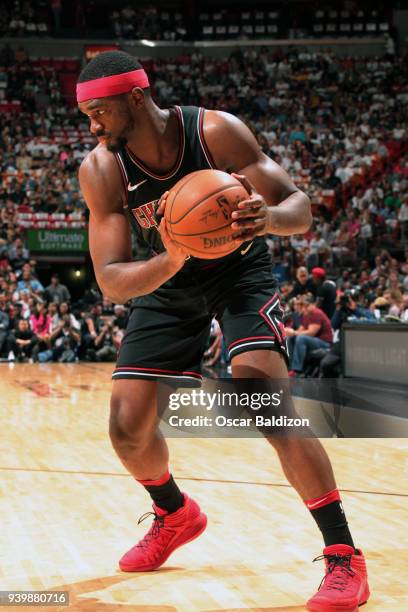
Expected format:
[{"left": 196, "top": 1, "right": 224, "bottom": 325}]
[
  {"left": 78, "top": 145, "right": 125, "bottom": 213},
  {"left": 203, "top": 109, "right": 247, "bottom": 136},
  {"left": 79, "top": 144, "right": 119, "bottom": 181},
  {"left": 202, "top": 109, "right": 260, "bottom": 169}
]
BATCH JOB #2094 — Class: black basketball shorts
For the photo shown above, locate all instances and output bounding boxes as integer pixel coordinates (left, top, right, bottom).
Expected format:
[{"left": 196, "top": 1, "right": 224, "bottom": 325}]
[{"left": 113, "top": 238, "right": 289, "bottom": 385}]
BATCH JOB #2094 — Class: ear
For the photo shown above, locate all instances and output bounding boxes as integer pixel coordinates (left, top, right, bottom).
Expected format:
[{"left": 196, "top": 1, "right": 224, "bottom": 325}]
[{"left": 129, "top": 87, "right": 146, "bottom": 109}]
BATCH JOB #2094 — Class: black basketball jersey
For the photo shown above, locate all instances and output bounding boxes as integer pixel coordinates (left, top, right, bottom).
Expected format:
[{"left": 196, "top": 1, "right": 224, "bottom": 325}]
[{"left": 114, "top": 105, "right": 216, "bottom": 257}]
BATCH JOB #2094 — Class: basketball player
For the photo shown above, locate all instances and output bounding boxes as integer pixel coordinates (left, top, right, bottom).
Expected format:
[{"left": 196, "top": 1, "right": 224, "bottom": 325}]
[{"left": 77, "top": 51, "right": 369, "bottom": 611}]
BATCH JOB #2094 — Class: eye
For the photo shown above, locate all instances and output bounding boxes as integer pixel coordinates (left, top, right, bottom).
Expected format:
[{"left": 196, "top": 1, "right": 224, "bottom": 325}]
[{"left": 97, "top": 110, "right": 105, "bottom": 116}]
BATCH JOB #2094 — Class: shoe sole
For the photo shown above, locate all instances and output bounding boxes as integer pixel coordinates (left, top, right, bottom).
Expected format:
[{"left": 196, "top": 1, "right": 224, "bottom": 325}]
[
  {"left": 119, "top": 512, "right": 208, "bottom": 572},
  {"left": 306, "top": 582, "right": 370, "bottom": 612},
  {"left": 306, "top": 599, "right": 368, "bottom": 612}
]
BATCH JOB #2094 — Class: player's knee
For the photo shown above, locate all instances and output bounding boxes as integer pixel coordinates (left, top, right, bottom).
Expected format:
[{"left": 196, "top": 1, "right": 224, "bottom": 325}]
[
  {"left": 109, "top": 394, "right": 151, "bottom": 450},
  {"left": 268, "top": 437, "right": 293, "bottom": 453}
]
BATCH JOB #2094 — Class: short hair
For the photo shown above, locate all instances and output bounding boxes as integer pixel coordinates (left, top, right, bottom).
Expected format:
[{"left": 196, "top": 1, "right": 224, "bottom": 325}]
[
  {"left": 303, "top": 293, "right": 316, "bottom": 305},
  {"left": 78, "top": 51, "right": 147, "bottom": 90}
]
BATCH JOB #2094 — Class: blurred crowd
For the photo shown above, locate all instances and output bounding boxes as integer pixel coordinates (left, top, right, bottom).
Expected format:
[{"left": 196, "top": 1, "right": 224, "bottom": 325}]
[
  {"left": 0, "top": 0, "right": 187, "bottom": 40},
  {"left": 0, "top": 0, "right": 52, "bottom": 37},
  {"left": 110, "top": 4, "right": 187, "bottom": 41},
  {"left": 0, "top": 1, "right": 395, "bottom": 42},
  {"left": 0, "top": 263, "right": 128, "bottom": 363},
  {"left": 0, "top": 43, "right": 407, "bottom": 372}
]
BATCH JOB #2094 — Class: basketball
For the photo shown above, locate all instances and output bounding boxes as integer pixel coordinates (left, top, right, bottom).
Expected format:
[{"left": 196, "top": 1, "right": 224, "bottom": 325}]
[{"left": 164, "top": 169, "right": 249, "bottom": 259}]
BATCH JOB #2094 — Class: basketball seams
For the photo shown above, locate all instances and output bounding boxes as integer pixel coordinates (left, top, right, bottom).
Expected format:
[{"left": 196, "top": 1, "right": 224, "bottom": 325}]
[
  {"left": 171, "top": 221, "right": 233, "bottom": 237},
  {"left": 172, "top": 170, "right": 203, "bottom": 200},
  {"left": 166, "top": 170, "right": 204, "bottom": 241},
  {"left": 164, "top": 168, "right": 246, "bottom": 258}
]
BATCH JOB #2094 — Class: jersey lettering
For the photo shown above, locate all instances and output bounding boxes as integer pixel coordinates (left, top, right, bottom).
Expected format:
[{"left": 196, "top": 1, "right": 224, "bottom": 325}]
[{"left": 132, "top": 200, "right": 159, "bottom": 229}]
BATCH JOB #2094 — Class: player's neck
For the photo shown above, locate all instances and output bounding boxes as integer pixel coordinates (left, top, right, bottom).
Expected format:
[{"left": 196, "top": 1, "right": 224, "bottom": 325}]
[{"left": 126, "top": 101, "right": 180, "bottom": 174}]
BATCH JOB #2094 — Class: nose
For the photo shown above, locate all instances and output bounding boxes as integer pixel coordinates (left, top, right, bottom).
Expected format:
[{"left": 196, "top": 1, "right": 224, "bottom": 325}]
[{"left": 89, "top": 117, "right": 103, "bottom": 136}]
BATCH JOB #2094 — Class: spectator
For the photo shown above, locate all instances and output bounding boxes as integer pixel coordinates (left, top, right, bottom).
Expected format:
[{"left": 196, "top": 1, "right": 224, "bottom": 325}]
[
  {"left": 47, "top": 301, "right": 60, "bottom": 332},
  {"left": 204, "top": 318, "right": 223, "bottom": 367},
  {"left": 7, "top": 318, "right": 38, "bottom": 362},
  {"left": 91, "top": 319, "right": 117, "bottom": 362},
  {"left": 29, "top": 301, "right": 51, "bottom": 340},
  {"left": 59, "top": 301, "right": 80, "bottom": 331},
  {"left": 399, "top": 196, "right": 408, "bottom": 244},
  {"left": 307, "top": 230, "right": 329, "bottom": 269},
  {"left": 371, "top": 296, "right": 390, "bottom": 320},
  {"left": 113, "top": 304, "right": 128, "bottom": 329},
  {"left": 16, "top": 266, "right": 44, "bottom": 296},
  {"left": 332, "top": 221, "right": 354, "bottom": 265},
  {"left": 79, "top": 308, "right": 98, "bottom": 357},
  {"left": 7, "top": 302, "right": 23, "bottom": 332},
  {"left": 7, "top": 237, "right": 29, "bottom": 262},
  {"left": 400, "top": 294, "right": 408, "bottom": 322},
  {"left": 311, "top": 267, "right": 337, "bottom": 319},
  {"left": 38, "top": 314, "right": 81, "bottom": 362},
  {"left": 50, "top": 0, "right": 62, "bottom": 31},
  {"left": 45, "top": 273, "right": 71, "bottom": 304},
  {"left": 285, "top": 294, "right": 333, "bottom": 375},
  {"left": 287, "top": 266, "right": 316, "bottom": 299},
  {"left": 0, "top": 295, "right": 9, "bottom": 356},
  {"left": 383, "top": 289, "right": 403, "bottom": 317}
]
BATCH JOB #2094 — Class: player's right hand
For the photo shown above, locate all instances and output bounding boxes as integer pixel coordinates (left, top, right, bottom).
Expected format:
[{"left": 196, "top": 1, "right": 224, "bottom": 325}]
[
  {"left": 156, "top": 190, "right": 169, "bottom": 221},
  {"left": 159, "top": 217, "right": 189, "bottom": 269}
]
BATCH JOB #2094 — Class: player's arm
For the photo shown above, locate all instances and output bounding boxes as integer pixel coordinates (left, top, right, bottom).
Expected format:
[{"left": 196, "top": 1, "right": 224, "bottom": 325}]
[
  {"left": 203, "top": 111, "right": 312, "bottom": 240},
  {"left": 79, "top": 149, "right": 187, "bottom": 303}
]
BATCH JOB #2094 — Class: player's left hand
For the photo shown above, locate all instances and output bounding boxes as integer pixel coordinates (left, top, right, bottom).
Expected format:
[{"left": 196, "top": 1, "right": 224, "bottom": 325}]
[{"left": 230, "top": 173, "right": 271, "bottom": 241}]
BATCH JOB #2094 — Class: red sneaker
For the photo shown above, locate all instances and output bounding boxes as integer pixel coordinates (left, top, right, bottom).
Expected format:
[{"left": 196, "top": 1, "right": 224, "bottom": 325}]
[
  {"left": 119, "top": 494, "right": 207, "bottom": 572},
  {"left": 306, "top": 544, "right": 370, "bottom": 611}
]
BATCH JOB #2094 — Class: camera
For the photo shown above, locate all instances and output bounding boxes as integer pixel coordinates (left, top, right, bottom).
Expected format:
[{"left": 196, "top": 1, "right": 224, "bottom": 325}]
[{"left": 339, "top": 294, "right": 351, "bottom": 308}]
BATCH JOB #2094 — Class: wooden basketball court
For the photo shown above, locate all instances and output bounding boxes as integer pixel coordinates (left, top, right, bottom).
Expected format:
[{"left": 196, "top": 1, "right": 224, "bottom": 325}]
[{"left": 0, "top": 363, "right": 407, "bottom": 610}]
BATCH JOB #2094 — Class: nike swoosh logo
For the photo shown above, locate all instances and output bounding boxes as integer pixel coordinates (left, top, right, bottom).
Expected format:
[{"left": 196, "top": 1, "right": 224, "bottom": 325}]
[
  {"left": 128, "top": 179, "right": 147, "bottom": 191},
  {"left": 240, "top": 241, "right": 253, "bottom": 256},
  {"left": 306, "top": 496, "right": 329, "bottom": 509}
]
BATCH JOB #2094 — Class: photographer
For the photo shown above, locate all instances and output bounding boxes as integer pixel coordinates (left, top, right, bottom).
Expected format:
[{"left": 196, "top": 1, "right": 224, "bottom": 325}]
[
  {"left": 38, "top": 314, "right": 81, "bottom": 362},
  {"left": 320, "top": 291, "right": 375, "bottom": 377},
  {"left": 88, "top": 318, "right": 117, "bottom": 362}
]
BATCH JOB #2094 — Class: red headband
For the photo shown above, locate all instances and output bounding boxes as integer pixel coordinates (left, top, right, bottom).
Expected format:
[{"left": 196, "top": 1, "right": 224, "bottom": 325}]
[{"left": 76, "top": 68, "right": 149, "bottom": 103}]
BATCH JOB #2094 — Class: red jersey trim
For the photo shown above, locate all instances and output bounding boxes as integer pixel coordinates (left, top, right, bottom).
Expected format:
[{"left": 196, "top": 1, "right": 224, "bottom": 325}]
[{"left": 198, "top": 107, "right": 217, "bottom": 169}]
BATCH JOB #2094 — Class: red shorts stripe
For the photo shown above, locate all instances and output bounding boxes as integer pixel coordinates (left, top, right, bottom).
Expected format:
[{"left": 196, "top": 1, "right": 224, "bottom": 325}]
[
  {"left": 228, "top": 335, "right": 276, "bottom": 350},
  {"left": 114, "top": 365, "right": 202, "bottom": 378}
]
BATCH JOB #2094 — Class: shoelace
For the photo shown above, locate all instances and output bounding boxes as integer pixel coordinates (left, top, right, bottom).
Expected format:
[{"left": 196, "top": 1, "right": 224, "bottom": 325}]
[
  {"left": 313, "top": 553, "right": 355, "bottom": 592},
  {"left": 136, "top": 511, "right": 165, "bottom": 549}
]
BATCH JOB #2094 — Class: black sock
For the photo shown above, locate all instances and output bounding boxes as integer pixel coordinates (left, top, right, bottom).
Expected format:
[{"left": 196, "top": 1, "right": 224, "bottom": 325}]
[
  {"left": 143, "top": 474, "right": 184, "bottom": 514},
  {"left": 310, "top": 501, "right": 355, "bottom": 549}
]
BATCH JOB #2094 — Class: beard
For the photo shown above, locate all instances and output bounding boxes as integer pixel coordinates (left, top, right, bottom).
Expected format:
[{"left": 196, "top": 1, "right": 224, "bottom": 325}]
[
  {"left": 106, "top": 134, "right": 128, "bottom": 153},
  {"left": 106, "top": 112, "right": 135, "bottom": 153}
]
